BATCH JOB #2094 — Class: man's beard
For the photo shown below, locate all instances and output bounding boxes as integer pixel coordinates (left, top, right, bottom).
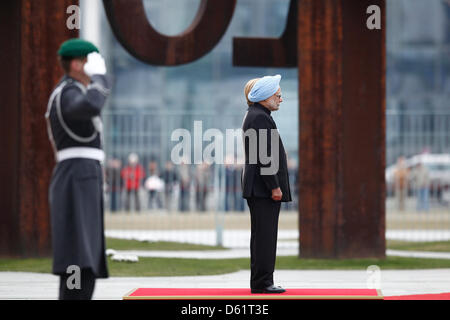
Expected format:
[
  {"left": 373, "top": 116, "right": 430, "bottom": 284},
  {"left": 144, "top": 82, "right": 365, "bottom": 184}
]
[{"left": 268, "top": 100, "right": 280, "bottom": 111}]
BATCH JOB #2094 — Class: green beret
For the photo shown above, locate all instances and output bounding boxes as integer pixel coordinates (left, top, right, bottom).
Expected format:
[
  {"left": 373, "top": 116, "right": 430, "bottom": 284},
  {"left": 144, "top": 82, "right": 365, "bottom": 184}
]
[{"left": 57, "top": 38, "right": 99, "bottom": 58}]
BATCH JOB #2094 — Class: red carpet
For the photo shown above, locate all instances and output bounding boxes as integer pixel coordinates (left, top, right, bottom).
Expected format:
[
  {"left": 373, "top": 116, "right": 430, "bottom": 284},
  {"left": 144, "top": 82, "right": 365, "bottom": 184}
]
[
  {"left": 385, "top": 292, "right": 450, "bottom": 300},
  {"left": 123, "top": 288, "right": 383, "bottom": 300}
]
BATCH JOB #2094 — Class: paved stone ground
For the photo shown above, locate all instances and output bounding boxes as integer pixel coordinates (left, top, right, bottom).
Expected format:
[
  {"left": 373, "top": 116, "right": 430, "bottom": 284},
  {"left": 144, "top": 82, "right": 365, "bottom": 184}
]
[
  {"left": 2, "top": 203, "right": 448, "bottom": 300},
  {"left": 1, "top": 269, "right": 449, "bottom": 300}
]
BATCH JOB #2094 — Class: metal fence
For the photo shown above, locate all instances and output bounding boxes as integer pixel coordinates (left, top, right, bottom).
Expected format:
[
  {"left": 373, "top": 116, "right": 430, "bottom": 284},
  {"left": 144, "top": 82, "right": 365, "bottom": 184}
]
[
  {"left": 386, "top": 110, "right": 450, "bottom": 166},
  {"left": 102, "top": 109, "right": 450, "bottom": 247},
  {"left": 385, "top": 109, "right": 450, "bottom": 242}
]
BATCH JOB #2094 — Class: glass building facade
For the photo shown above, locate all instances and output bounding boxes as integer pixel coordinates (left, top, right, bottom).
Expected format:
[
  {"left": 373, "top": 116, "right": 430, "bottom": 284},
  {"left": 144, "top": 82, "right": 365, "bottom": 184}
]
[{"left": 386, "top": 0, "right": 450, "bottom": 165}]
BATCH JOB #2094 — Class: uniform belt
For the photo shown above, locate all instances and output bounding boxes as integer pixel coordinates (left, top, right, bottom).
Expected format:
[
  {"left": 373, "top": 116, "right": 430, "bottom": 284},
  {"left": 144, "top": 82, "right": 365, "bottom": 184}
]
[{"left": 56, "top": 147, "right": 105, "bottom": 162}]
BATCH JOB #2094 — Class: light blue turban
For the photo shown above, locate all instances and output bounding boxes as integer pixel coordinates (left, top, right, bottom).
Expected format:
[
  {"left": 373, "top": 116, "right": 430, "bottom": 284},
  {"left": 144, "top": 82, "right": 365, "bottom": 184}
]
[{"left": 248, "top": 74, "right": 281, "bottom": 102}]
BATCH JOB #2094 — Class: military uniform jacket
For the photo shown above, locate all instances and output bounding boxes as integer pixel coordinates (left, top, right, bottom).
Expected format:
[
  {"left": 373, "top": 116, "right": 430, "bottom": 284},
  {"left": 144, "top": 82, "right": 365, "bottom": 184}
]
[
  {"left": 241, "top": 103, "right": 292, "bottom": 202},
  {"left": 45, "top": 75, "right": 111, "bottom": 278}
]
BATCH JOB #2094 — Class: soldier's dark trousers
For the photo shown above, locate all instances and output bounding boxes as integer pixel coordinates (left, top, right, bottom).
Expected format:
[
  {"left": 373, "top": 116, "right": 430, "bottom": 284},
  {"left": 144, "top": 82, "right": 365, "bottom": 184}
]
[
  {"left": 59, "top": 268, "right": 96, "bottom": 300},
  {"left": 247, "top": 197, "right": 281, "bottom": 290}
]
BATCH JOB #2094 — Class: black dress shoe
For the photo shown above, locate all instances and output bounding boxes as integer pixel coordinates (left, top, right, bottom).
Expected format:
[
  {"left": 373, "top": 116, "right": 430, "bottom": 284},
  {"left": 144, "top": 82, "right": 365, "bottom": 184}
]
[{"left": 251, "top": 285, "right": 286, "bottom": 294}]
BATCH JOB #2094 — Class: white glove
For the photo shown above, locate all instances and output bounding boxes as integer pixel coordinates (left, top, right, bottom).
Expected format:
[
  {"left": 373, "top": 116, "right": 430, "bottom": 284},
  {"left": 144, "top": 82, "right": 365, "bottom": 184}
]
[{"left": 84, "top": 52, "right": 107, "bottom": 76}]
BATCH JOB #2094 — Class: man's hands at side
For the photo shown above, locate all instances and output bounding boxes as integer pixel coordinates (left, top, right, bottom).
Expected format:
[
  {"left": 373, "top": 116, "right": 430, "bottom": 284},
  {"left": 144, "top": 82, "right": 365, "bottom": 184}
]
[{"left": 272, "top": 187, "right": 282, "bottom": 201}]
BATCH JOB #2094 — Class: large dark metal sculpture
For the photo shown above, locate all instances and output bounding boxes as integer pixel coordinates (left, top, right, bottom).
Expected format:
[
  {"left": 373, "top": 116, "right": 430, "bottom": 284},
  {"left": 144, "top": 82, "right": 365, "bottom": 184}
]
[
  {"left": 233, "top": 0, "right": 297, "bottom": 67},
  {"left": 0, "top": 0, "right": 78, "bottom": 257},
  {"left": 296, "top": 0, "right": 386, "bottom": 258},
  {"left": 103, "top": 0, "right": 237, "bottom": 65}
]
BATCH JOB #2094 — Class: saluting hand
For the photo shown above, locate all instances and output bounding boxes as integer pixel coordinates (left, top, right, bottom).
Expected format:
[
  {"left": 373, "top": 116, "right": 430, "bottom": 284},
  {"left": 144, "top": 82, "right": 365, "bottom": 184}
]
[
  {"left": 271, "top": 187, "right": 282, "bottom": 201},
  {"left": 84, "top": 52, "right": 107, "bottom": 76}
]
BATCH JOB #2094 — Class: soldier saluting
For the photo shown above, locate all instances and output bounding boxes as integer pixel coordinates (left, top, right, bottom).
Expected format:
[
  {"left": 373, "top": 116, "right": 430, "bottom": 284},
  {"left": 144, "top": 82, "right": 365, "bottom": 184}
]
[{"left": 45, "top": 39, "right": 111, "bottom": 300}]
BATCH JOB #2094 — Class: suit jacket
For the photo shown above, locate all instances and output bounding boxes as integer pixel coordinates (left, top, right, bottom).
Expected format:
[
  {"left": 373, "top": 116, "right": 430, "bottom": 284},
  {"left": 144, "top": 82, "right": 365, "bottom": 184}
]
[{"left": 241, "top": 103, "right": 292, "bottom": 202}]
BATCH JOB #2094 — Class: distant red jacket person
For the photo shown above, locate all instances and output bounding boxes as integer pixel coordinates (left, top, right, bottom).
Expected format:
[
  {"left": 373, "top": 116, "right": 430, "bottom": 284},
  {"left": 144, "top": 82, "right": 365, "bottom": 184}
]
[{"left": 121, "top": 153, "right": 145, "bottom": 191}]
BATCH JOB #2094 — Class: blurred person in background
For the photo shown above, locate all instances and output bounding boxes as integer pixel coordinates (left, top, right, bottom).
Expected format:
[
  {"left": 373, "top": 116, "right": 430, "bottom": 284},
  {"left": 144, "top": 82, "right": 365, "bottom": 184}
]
[
  {"left": 178, "top": 160, "right": 191, "bottom": 212},
  {"left": 145, "top": 161, "right": 164, "bottom": 210},
  {"left": 121, "top": 153, "right": 144, "bottom": 212},
  {"left": 285, "top": 158, "right": 298, "bottom": 211},
  {"left": 224, "top": 155, "right": 235, "bottom": 212},
  {"left": 234, "top": 162, "right": 246, "bottom": 212},
  {"left": 413, "top": 162, "right": 430, "bottom": 212},
  {"left": 162, "top": 161, "right": 178, "bottom": 212},
  {"left": 195, "top": 163, "right": 211, "bottom": 212},
  {"left": 105, "top": 158, "right": 122, "bottom": 212},
  {"left": 394, "top": 156, "right": 409, "bottom": 211}
]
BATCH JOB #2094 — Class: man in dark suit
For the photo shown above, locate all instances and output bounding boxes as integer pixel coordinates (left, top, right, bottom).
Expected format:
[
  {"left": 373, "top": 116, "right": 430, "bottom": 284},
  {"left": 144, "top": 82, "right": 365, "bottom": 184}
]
[{"left": 241, "top": 75, "right": 292, "bottom": 294}]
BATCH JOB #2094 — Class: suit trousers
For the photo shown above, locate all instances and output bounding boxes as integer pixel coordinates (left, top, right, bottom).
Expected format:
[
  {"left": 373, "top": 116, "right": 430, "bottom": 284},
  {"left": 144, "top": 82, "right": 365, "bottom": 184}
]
[{"left": 247, "top": 197, "right": 281, "bottom": 289}]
